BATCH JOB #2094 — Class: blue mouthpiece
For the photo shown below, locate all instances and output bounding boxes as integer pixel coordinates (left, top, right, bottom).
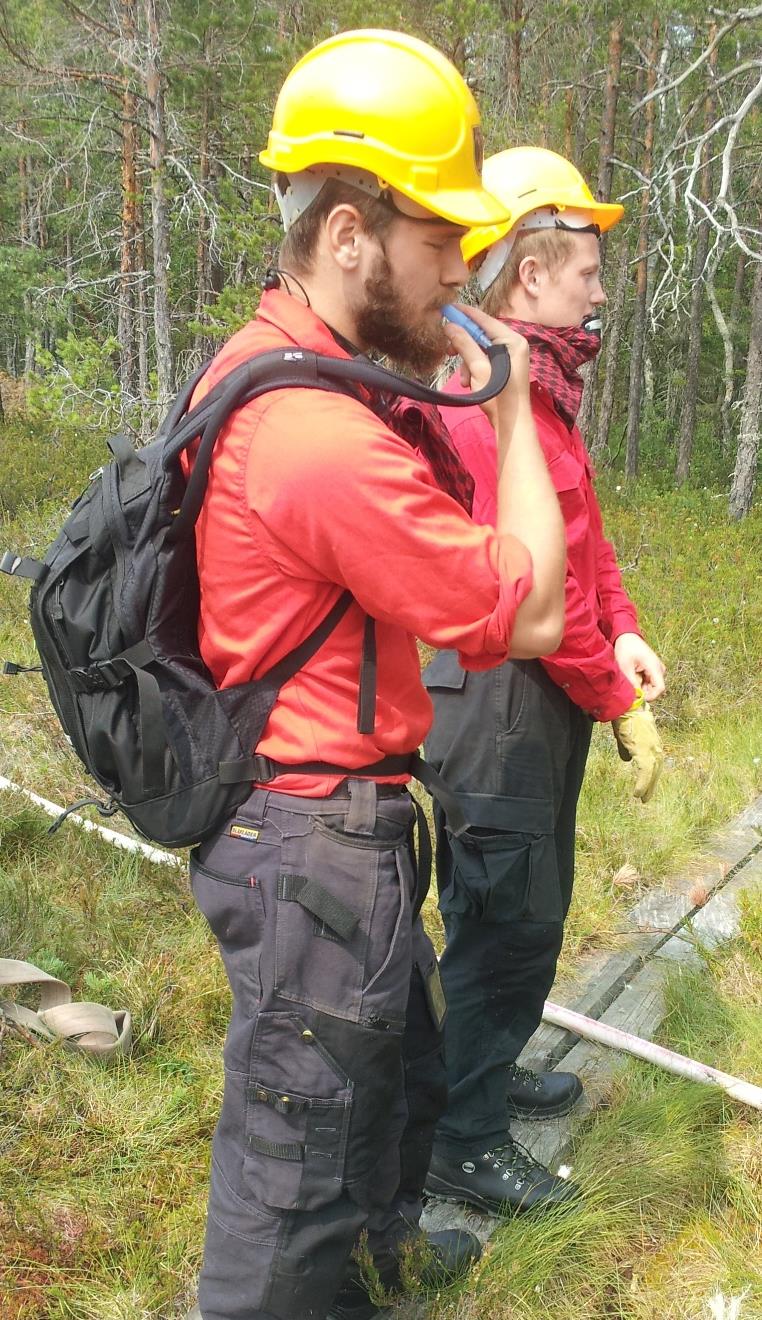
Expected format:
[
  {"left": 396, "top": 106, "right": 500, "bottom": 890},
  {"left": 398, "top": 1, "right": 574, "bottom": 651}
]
[{"left": 442, "top": 304, "right": 493, "bottom": 351}]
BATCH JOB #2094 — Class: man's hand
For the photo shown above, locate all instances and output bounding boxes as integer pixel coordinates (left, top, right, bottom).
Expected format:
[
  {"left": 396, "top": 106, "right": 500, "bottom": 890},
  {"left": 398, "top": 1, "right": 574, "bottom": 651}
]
[
  {"left": 611, "top": 699, "right": 664, "bottom": 803},
  {"left": 614, "top": 632, "right": 666, "bottom": 702},
  {"left": 443, "top": 302, "right": 531, "bottom": 429}
]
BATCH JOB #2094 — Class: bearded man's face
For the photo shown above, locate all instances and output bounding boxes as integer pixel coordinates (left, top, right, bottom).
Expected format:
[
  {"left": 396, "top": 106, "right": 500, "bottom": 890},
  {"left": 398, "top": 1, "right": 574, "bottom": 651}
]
[{"left": 354, "top": 247, "right": 452, "bottom": 376}]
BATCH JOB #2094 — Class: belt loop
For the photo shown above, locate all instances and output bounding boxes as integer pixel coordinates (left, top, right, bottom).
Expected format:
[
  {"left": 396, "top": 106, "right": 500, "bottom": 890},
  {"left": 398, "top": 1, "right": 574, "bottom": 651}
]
[
  {"left": 236, "top": 786, "right": 268, "bottom": 828},
  {"left": 344, "top": 778, "right": 377, "bottom": 834}
]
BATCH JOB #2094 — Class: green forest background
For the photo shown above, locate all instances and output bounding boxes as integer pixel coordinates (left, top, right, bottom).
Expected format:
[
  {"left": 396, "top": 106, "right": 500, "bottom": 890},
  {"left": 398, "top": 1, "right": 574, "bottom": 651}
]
[{"left": 0, "top": 0, "right": 760, "bottom": 516}]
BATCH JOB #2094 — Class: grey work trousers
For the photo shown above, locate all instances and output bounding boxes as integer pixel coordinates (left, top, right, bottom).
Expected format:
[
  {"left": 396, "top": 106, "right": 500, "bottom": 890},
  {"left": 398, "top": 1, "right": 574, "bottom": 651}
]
[{"left": 190, "top": 779, "right": 446, "bottom": 1320}]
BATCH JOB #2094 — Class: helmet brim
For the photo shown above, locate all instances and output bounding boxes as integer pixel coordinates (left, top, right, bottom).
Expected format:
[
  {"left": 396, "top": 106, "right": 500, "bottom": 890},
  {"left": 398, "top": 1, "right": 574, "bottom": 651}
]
[
  {"left": 259, "top": 148, "right": 513, "bottom": 231},
  {"left": 402, "top": 183, "right": 512, "bottom": 229},
  {"left": 463, "top": 198, "right": 624, "bottom": 264}
]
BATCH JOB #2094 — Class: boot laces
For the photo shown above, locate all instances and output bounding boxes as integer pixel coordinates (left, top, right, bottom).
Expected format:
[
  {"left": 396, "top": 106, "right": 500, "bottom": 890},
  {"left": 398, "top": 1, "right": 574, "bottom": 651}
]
[
  {"left": 486, "top": 1138, "right": 541, "bottom": 1174},
  {"left": 507, "top": 1062, "right": 543, "bottom": 1091}
]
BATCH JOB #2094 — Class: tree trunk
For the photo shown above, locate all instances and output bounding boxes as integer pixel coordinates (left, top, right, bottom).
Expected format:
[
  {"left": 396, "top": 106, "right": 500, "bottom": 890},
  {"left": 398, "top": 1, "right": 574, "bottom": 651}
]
[
  {"left": 137, "top": 222, "right": 151, "bottom": 442},
  {"left": 574, "top": 89, "right": 589, "bottom": 167},
  {"left": 597, "top": 18, "right": 623, "bottom": 268},
  {"left": 539, "top": 77, "right": 550, "bottom": 147},
  {"left": 144, "top": 0, "right": 173, "bottom": 414},
  {"left": 707, "top": 262, "right": 735, "bottom": 454},
  {"left": 194, "top": 50, "right": 213, "bottom": 365},
  {"left": 591, "top": 236, "right": 629, "bottom": 460},
  {"left": 730, "top": 249, "right": 747, "bottom": 328},
  {"left": 564, "top": 85, "right": 574, "bottom": 159},
  {"left": 19, "top": 144, "right": 35, "bottom": 375},
  {"left": 625, "top": 17, "right": 659, "bottom": 480},
  {"left": 500, "top": 0, "right": 523, "bottom": 110},
  {"left": 728, "top": 259, "right": 762, "bottom": 520},
  {"left": 674, "top": 220, "right": 710, "bottom": 483},
  {"left": 118, "top": 0, "right": 139, "bottom": 417},
  {"left": 675, "top": 26, "right": 716, "bottom": 485},
  {"left": 578, "top": 19, "right": 624, "bottom": 437}
]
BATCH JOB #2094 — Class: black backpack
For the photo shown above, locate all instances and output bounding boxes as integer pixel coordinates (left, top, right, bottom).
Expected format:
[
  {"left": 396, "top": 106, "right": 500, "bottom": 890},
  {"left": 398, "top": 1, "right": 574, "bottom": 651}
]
[{"left": 2, "top": 342, "right": 507, "bottom": 847}]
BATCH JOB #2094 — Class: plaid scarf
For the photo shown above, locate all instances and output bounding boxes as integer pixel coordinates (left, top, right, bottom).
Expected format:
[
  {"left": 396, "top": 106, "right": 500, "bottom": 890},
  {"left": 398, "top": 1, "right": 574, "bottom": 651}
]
[
  {"left": 504, "top": 319, "right": 601, "bottom": 430},
  {"left": 381, "top": 396, "right": 475, "bottom": 515}
]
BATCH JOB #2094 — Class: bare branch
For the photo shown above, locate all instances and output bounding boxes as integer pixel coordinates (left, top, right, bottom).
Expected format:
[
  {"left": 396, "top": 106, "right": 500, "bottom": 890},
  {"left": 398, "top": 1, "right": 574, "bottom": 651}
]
[{"left": 634, "top": 6, "right": 762, "bottom": 110}]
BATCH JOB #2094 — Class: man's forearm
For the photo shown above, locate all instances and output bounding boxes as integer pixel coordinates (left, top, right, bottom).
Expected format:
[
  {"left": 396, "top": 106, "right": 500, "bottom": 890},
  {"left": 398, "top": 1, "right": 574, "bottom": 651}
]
[{"left": 495, "top": 396, "right": 566, "bottom": 653}]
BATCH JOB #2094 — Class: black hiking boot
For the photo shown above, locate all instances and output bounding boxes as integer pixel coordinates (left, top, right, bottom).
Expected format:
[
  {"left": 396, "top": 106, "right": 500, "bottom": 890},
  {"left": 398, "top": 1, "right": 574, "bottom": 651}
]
[
  {"left": 327, "top": 1226, "right": 481, "bottom": 1319},
  {"left": 505, "top": 1063, "right": 583, "bottom": 1120},
  {"left": 425, "top": 1137, "right": 578, "bottom": 1216}
]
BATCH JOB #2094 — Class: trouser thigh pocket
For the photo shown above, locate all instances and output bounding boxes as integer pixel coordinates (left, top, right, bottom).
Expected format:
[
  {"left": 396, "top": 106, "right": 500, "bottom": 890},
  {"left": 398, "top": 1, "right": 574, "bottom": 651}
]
[
  {"left": 244, "top": 1011, "right": 352, "bottom": 1212},
  {"left": 440, "top": 796, "right": 563, "bottom": 925},
  {"left": 275, "top": 814, "right": 411, "bottom": 1026}
]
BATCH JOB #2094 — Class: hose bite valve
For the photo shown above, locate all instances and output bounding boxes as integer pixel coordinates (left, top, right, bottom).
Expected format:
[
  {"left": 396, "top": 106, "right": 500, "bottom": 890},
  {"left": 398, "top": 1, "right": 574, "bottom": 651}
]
[
  {"left": 442, "top": 303, "right": 493, "bottom": 350},
  {"left": 582, "top": 312, "right": 603, "bottom": 336}
]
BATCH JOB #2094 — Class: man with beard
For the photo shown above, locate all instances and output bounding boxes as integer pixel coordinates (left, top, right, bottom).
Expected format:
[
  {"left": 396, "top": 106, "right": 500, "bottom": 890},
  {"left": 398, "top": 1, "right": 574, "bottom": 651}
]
[
  {"left": 423, "top": 147, "right": 666, "bottom": 1218},
  {"left": 184, "top": 34, "right": 565, "bottom": 1320}
]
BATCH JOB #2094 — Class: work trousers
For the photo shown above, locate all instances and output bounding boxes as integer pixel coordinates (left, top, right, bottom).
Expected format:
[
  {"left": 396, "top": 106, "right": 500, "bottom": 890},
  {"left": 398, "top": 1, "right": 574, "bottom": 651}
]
[
  {"left": 422, "top": 654, "right": 592, "bottom": 1153},
  {"left": 190, "top": 779, "right": 447, "bottom": 1320}
]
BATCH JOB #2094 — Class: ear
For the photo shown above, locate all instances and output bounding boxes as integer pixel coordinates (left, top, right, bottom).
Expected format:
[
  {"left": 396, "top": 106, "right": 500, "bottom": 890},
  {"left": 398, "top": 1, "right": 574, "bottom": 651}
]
[
  {"left": 516, "top": 254, "right": 542, "bottom": 300},
  {"left": 323, "top": 203, "right": 367, "bottom": 272}
]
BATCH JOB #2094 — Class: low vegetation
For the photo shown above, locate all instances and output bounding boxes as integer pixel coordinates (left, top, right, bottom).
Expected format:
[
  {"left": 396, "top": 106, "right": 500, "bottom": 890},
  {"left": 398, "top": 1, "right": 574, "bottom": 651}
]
[{"left": 1, "top": 426, "right": 760, "bottom": 1317}]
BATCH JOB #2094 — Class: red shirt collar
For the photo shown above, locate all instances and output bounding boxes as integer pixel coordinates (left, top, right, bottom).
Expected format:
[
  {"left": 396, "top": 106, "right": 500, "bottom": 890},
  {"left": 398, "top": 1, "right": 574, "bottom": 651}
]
[{"left": 255, "top": 288, "right": 354, "bottom": 361}]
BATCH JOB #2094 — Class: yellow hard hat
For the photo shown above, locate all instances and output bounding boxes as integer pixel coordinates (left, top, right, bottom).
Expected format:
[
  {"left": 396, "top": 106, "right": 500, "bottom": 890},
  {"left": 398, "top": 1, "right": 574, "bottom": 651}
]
[
  {"left": 462, "top": 146, "right": 625, "bottom": 280},
  {"left": 259, "top": 29, "right": 510, "bottom": 228}
]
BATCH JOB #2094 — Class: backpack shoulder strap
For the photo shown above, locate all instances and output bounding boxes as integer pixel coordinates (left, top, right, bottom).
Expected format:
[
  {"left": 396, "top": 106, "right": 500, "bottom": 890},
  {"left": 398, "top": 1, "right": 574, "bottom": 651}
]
[{"left": 163, "top": 339, "right": 510, "bottom": 543}]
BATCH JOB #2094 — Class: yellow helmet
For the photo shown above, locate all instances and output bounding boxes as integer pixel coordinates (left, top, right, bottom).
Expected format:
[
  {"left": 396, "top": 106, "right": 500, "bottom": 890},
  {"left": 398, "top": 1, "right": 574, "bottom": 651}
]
[
  {"left": 259, "top": 29, "right": 509, "bottom": 228},
  {"left": 462, "top": 147, "right": 625, "bottom": 287}
]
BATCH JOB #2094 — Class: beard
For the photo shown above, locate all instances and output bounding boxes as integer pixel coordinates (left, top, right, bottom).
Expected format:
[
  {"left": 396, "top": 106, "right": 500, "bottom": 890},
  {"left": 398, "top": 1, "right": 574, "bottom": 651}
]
[{"left": 353, "top": 250, "right": 451, "bottom": 377}]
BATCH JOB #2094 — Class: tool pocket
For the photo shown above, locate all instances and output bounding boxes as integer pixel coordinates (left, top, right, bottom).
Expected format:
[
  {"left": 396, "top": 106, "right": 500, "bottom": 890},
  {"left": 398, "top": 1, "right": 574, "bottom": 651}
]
[
  {"left": 244, "top": 1011, "right": 352, "bottom": 1211},
  {"left": 274, "top": 815, "right": 410, "bottom": 1027}
]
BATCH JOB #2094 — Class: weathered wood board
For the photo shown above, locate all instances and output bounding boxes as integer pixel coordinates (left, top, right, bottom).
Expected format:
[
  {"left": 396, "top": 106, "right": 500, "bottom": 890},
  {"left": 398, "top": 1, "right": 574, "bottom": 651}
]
[{"left": 518, "top": 798, "right": 762, "bottom": 1072}]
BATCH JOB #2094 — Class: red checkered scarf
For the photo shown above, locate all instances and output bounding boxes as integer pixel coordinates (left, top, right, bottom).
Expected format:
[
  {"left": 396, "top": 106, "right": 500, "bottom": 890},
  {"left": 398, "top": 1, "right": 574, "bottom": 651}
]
[
  {"left": 376, "top": 395, "right": 475, "bottom": 515},
  {"left": 503, "top": 319, "right": 601, "bottom": 430}
]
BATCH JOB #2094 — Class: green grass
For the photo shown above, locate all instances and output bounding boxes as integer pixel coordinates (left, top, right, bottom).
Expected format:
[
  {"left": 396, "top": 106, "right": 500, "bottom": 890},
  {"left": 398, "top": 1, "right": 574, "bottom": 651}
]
[
  {"left": 1, "top": 793, "right": 760, "bottom": 1318},
  {"left": 428, "top": 896, "right": 762, "bottom": 1320},
  {"left": 1, "top": 433, "right": 761, "bottom": 1317}
]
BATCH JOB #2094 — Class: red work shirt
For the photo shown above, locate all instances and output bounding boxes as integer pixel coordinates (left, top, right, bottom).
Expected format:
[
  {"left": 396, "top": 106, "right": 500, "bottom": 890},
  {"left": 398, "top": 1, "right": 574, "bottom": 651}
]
[
  {"left": 440, "top": 372, "right": 640, "bottom": 721},
  {"left": 185, "top": 289, "right": 532, "bottom": 795}
]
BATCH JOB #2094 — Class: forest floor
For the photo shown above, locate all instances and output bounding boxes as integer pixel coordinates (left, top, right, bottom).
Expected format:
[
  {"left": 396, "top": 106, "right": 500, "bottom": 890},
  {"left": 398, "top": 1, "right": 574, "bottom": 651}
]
[{"left": 0, "top": 423, "right": 761, "bottom": 1318}]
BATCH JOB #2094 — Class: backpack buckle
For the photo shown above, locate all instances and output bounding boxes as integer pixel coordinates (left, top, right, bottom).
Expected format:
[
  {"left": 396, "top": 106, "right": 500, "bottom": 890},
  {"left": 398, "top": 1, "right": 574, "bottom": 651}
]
[{"left": 70, "top": 658, "right": 130, "bottom": 692}]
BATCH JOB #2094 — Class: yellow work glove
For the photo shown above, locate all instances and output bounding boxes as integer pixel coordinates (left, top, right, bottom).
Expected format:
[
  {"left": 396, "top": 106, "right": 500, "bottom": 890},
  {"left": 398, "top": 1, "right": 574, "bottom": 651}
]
[{"left": 611, "top": 690, "right": 664, "bottom": 803}]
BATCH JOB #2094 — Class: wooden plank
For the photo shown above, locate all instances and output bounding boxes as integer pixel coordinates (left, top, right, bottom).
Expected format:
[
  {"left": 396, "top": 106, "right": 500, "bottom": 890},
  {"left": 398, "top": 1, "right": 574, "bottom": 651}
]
[
  {"left": 513, "top": 858, "right": 762, "bottom": 1169},
  {"left": 518, "top": 799, "right": 762, "bottom": 1071}
]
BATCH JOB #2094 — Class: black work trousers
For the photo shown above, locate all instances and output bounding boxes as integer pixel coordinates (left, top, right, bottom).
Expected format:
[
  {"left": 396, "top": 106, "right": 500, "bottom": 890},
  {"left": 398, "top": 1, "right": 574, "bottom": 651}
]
[
  {"left": 423, "top": 654, "right": 592, "bottom": 1153},
  {"left": 190, "top": 779, "right": 447, "bottom": 1320}
]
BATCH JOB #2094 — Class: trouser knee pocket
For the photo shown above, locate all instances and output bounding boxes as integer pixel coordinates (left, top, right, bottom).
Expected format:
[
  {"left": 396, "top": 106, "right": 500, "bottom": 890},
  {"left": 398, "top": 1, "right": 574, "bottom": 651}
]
[{"left": 245, "top": 1010, "right": 352, "bottom": 1211}]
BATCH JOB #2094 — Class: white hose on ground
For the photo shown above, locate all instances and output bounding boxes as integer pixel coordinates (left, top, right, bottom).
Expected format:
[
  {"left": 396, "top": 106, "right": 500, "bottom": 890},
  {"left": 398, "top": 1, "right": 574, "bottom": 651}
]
[
  {"left": 0, "top": 776, "right": 183, "bottom": 868},
  {"left": 542, "top": 1000, "right": 762, "bottom": 1111}
]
